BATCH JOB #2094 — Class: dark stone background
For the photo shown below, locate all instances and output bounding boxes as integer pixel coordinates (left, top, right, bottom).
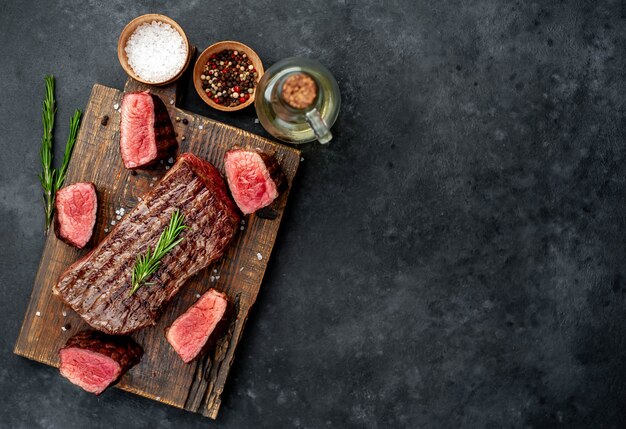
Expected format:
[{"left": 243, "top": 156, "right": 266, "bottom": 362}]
[{"left": 1, "top": 1, "right": 625, "bottom": 428}]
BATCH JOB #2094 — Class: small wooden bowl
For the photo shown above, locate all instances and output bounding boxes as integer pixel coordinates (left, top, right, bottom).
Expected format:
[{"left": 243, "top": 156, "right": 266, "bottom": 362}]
[
  {"left": 193, "top": 41, "right": 264, "bottom": 112},
  {"left": 118, "top": 14, "right": 191, "bottom": 86}
]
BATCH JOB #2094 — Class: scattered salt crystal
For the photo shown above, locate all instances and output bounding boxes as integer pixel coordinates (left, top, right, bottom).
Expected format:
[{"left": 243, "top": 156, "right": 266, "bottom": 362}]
[
  {"left": 196, "top": 293, "right": 201, "bottom": 299},
  {"left": 301, "top": 157, "right": 304, "bottom": 162},
  {"left": 257, "top": 253, "right": 262, "bottom": 260},
  {"left": 155, "top": 396, "right": 161, "bottom": 401},
  {"left": 116, "top": 215, "right": 121, "bottom": 220},
  {"left": 215, "top": 275, "right": 220, "bottom": 280},
  {"left": 240, "top": 226, "right": 245, "bottom": 231},
  {"left": 124, "top": 21, "right": 187, "bottom": 83},
  {"left": 35, "top": 311, "right": 41, "bottom": 317},
  {"left": 104, "top": 228, "right": 109, "bottom": 232},
  {"left": 152, "top": 177, "right": 157, "bottom": 181},
  {"left": 198, "top": 125, "right": 203, "bottom": 130},
  {"left": 254, "top": 118, "right": 260, "bottom": 124},
  {"left": 210, "top": 276, "right": 215, "bottom": 282},
  {"left": 160, "top": 159, "right": 164, "bottom": 164},
  {"left": 113, "top": 103, "right": 119, "bottom": 110},
  {"left": 169, "top": 99, "right": 174, "bottom": 105},
  {"left": 62, "top": 311, "right": 67, "bottom": 317},
  {"left": 240, "top": 267, "right": 244, "bottom": 272},
  {"left": 120, "top": 208, "right": 125, "bottom": 214},
  {"left": 213, "top": 269, "right": 218, "bottom": 273},
  {"left": 61, "top": 326, "right": 67, "bottom": 332},
  {"left": 111, "top": 220, "right": 116, "bottom": 225},
  {"left": 165, "top": 166, "right": 170, "bottom": 170},
  {"left": 149, "top": 183, "right": 153, "bottom": 187},
  {"left": 167, "top": 157, "right": 174, "bottom": 164},
  {"left": 138, "top": 197, "right": 142, "bottom": 201},
  {"left": 241, "top": 219, "right": 246, "bottom": 224}
]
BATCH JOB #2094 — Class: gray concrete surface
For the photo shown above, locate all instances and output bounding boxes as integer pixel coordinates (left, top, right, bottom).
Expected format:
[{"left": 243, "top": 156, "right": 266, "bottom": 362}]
[{"left": 1, "top": 0, "right": 626, "bottom": 427}]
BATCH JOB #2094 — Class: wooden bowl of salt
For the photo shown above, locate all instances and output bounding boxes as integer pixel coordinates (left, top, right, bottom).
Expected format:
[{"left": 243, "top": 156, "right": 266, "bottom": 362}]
[{"left": 118, "top": 14, "right": 191, "bottom": 86}]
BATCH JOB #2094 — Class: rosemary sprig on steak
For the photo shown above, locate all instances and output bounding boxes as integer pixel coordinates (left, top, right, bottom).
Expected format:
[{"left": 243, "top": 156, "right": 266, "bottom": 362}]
[
  {"left": 38, "top": 75, "right": 83, "bottom": 233},
  {"left": 130, "top": 209, "right": 188, "bottom": 295},
  {"left": 39, "top": 76, "right": 56, "bottom": 233}
]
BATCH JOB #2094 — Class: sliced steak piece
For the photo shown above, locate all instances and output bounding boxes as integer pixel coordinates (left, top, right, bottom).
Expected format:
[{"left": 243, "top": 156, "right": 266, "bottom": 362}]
[
  {"left": 59, "top": 330, "right": 143, "bottom": 395},
  {"left": 166, "top": 288, "right": 228, "bottom": 363},
  {"left": 54, "top": 153, "right": 240, "bottom": 335},
  {"left": 224, "top": 148, "right": 287, "bottom": 215},
  {"left": 54, "top": 182, "right": 98, "bottom": 248},
  {"left": 119, "top": 91, "right": 178, "bottom": 169}
]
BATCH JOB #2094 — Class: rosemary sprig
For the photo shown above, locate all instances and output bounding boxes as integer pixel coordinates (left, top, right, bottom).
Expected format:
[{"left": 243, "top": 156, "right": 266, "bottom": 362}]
[
  {"left": 37, "top": 75, "right": 83, "bottom": 233},
  {"left": 39, "top": 75, "right": 56, "bottom": 233},
  {"left": 130, "top": 210, "right": 188, "bottom": 296},
  {"left": 55, "top": 109, "right": 82, "bottom": 191}
]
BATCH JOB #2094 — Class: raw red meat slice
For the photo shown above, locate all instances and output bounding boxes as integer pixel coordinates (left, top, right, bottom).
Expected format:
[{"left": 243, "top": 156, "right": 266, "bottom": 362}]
[
  {"left": 224, "top": 148, "right": 287, "bottom": 215},
  {"left": 54, "top": 182, "right": 97, "bottom": 248},
  {"left": 119, "top": 91, "right": 177, "bottom": 169},
  {"left": 58, "top": 330, "right": 143, "bottom": 395},
  {"left": 166, "top": 288, "right": 228, "bottom": 363}
]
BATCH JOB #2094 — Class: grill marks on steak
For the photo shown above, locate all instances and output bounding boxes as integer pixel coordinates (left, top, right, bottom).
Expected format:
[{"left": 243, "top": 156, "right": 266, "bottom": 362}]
[
  {"left": 166, "top": 289, "right": 228, "bottom": 363},
  {"left": 54, "top": 154, "right": 240, "bottom": 335},
  {"left": 59, "top": 330, "right": 142, "bottom": 395},
  {"left": 224, "top": 148, "right": 287, "bottom": 215},
  {"left": 120, "top": 91, "right": 178, "bottom": 169},
  {"left": 54, "top": 182, "right": 98, "bottom": 248}
]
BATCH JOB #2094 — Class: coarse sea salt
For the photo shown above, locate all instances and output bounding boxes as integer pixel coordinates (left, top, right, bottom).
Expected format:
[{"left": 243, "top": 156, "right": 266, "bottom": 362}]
[{"left": 125, "top": 21, "right": 187, "bottom": 83}]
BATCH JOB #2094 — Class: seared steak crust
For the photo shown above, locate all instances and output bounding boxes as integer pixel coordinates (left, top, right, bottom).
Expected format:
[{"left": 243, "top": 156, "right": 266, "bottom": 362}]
[{"left": 61, "top": 330, "right": 143, "bottom": 371}]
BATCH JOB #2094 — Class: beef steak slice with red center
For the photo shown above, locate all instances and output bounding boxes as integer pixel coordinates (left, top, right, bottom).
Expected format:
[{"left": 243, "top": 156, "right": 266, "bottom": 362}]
[
  {"left": 224, "top": 148, "right": 287, "bottom": 215},
  {"left": 120, "top": 91, "right": 178, "bottom": 169},
  {"left": 59, "top": 330, "right": 143, "bottom": 395},
  {"left": 166, "top": 288, "right": 229, "bottom": 363},
  {"left": 54, "top": 182, "right": 98, "bottom": 249}
]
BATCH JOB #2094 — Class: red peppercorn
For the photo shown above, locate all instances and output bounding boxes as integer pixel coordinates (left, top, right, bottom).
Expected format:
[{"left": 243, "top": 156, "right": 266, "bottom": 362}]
[
  {"left": 211, "top": 64, "right": 217, "bottom": 69},
  {"left": 244, "top": 93, "right": 250, "bottom": 100},
  {"left": 239, "top": 97, "right": 246, "bottom": 103},
  {"left": 234, "top": 86, "right": 241, "bottom": 93},
  {"left": 213, "top": 97, "right": 221, "bottom": 104}
]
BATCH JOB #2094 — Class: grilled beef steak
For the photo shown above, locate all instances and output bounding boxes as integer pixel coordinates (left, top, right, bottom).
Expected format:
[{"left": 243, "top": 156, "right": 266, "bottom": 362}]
[
  {"left": 54, "top": 154, "right": 240, "bottom": 335},
  {"left": 166, "top": 288, "right": 228, "bottom": 363},
  {"left": 54, "top": 182, "right": 98, "bottom": 248},
  {"left": 59, "top": 330, "right": 143, "bottom": 395},
  {"left": 224, "top": 148, "right": 287, "bottom": 215},
  {"left": 119, "top": 91, "right": 178, "bottom": 169}
]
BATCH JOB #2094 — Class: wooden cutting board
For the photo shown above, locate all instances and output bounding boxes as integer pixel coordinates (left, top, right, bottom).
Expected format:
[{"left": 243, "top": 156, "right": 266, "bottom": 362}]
[{"left": 14, "top": 77, "right": 300, "bottom": 419}]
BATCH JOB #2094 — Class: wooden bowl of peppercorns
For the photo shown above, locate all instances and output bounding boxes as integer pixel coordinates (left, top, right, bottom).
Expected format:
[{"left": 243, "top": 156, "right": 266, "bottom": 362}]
[{"left": 193, "top": 41, "right": 264, "bottom": 111}]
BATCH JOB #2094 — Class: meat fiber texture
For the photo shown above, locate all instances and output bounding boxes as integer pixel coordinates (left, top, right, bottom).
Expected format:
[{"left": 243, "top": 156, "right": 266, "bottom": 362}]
[
  {"left": 224, "top": 148, "right": 287, "bottom": 215},
  {"left": 59, "top": 330, "right": 143, "bottom": 395},
  {"left": 54, "top": 182, "right": 97, "bottom": 248},
  {"left": 54, "top": 153, "right": 240, "bottom": 335},
  {"left": 120, "top": 91, "right": 178, "bottom": 169},
  {"left": 166, "top": 288, "right": 228, "bottom": 363}
]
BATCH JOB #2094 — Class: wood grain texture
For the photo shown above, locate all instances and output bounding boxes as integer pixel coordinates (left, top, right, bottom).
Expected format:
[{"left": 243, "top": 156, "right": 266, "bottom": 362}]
[{"left": 14, "top": 78, "right": 300, "bottom": 419}]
